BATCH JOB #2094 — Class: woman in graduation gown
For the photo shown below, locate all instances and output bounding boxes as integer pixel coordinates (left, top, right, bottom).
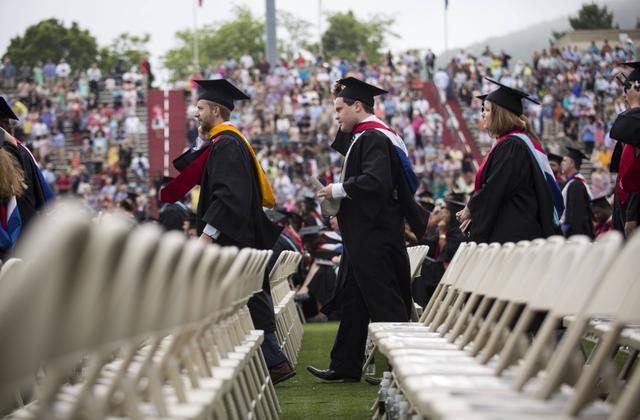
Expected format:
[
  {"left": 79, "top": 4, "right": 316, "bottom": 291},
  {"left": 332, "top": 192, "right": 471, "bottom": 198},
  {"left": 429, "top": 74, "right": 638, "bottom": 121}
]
[
  {"left": 457, "top": 78, "right": 562, "bottom": 244},
  {"left": 0, "top": 98, "right": 54, "bottom": 229}
]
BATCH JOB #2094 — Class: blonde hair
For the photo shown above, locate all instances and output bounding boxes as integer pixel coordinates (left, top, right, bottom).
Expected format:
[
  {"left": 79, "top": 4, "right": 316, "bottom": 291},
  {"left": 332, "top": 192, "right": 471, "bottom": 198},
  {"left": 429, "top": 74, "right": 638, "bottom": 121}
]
[
  {"left": 485, "top": 100, "right": 526, "bottom": 138},
  {"left": 0, "top": 149, "right": 26, "bottom": 200}
]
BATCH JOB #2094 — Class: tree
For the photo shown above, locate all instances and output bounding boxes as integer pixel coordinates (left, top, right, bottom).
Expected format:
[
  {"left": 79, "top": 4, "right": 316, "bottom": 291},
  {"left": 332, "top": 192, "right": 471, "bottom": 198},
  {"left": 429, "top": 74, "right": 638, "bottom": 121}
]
[
  {"left": 277, "top": 10, "right": 314, "bottom": 60},
  {"left": 164, "top": 6, "right": 264, "bottom": 80},
  {"left": 2, "top": 18, "right": 99, "bottom": 71},
  {"left": 98, "top": 33, "right": 151, "bottom": 74},
  {"left": 569, "top": 3, "right": 616, "bottom": 30},
  {"left": 636, "top": 17, "right": 640, "bottom": 29},
  {"left": 321, "top": 11, "right": 395, "bottom": 63}
]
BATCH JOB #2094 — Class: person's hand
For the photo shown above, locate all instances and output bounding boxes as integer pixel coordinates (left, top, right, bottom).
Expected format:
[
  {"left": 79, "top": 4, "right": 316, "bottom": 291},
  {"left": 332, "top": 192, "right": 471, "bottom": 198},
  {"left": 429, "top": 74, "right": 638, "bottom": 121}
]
[
  {"left": 405, "top": 224, "right": 418, "bottom": 243},
  {"left": 624, "top": 221, "right": 638, "bottom": 238},
  {"left": 456, "top": 206, "right": 471, "bottom": 223},
  {"left": 199, "top": 233, "right": 213, "bottom": 244},
  {"left": 318, "top": 184, "right": 333, "bottom": 200}
]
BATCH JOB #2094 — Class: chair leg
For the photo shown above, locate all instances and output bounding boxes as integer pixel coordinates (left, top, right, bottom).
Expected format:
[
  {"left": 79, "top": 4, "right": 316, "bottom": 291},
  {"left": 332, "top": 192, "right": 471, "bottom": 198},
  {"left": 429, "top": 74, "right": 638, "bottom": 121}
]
[
  {"left": 535, "top": 317, "right": 589, "bottom": 400},
  {"left": 566, "top": 324, "right": 623, "bottom": 416},
  {"left": 458, "top": 297, "right": 491, "bottom": 350},
  {"left": 511, "top": 314, "right": 558, "bottom": 386},
  {"left": 448, "top": 294, "right": 480, "bottom": 344},
  {"left": 469, "top": 300, "right": 505, "bottom": 357},
  {"left": 479, "top": 303, "right": 525, "bottom": 365},
  {"left": 610, "top": 357, "right": 640, "bottom": 420}
]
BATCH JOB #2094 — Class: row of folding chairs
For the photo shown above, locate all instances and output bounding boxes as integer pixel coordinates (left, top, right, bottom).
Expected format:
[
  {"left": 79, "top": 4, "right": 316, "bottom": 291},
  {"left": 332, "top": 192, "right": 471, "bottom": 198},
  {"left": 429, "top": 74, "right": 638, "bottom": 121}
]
[
  {"left": 0, "top": 204, "right": 285, "bottom": 419},
  {"left": 368, "top": 231, "right": 640, "bottom": 420},
  {"left": 408, "top": 246, "right": 431, "bottom": 320},
  {"left": 268, "top": 251, "right": 303, "bottom": 366},
  {"left": 362, "top": 245, "right": 430, "bottom": 376}
]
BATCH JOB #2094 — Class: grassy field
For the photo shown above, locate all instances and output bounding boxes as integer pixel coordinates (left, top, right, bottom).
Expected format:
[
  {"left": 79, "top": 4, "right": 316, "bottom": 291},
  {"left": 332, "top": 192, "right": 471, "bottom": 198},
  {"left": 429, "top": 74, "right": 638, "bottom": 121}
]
[{"left": 275, "top": 322, "right": 379, "bottom": 420}]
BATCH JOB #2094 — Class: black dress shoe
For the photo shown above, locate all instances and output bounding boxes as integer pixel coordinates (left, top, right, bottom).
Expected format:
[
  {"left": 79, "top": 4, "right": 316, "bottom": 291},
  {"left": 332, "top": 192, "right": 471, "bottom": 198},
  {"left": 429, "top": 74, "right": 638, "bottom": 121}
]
[
  {"left": 364, "top": 376, "right": 382, "bottom": 386},
  {"left": 306, "top": 366, "right": 360, "bottom": 382}
]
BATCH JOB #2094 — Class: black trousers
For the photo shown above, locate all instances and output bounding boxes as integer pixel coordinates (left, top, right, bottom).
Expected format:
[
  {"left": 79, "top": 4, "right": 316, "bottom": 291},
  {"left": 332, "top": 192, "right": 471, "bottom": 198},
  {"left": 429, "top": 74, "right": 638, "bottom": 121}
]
[{"left": 329, "top": 260, "right": 409, "bottom": 378}]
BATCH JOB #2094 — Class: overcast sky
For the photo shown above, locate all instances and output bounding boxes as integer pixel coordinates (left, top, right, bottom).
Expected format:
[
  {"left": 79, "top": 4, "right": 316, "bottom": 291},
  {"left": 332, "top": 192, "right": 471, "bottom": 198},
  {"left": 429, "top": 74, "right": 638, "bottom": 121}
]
[{"left": 1, "top": 0, "right": 612, "bottom": 65}]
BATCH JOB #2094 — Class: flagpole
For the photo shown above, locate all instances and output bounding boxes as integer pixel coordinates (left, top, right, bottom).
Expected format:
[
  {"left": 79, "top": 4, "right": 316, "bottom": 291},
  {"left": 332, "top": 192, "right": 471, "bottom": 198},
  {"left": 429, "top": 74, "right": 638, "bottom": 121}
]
[
  {"left": 443, "top": 0, "right": 448, "bottom": 53},
  {"left": 318, "top": 0, "right": 323, "bottom": 58},
  {"left": 193, "top": 0, "right": 200, "bottom": 72}
]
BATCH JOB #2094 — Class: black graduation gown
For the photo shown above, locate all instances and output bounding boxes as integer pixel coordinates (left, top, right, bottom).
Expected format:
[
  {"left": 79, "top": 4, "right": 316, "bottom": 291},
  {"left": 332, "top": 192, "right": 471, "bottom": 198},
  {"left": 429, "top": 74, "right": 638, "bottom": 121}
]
[
  {"left": 191, "top": 132, "right": 281, "bottom": 248},
  {"left": 326, "top": 128, "right": 428, "bottom": 378},
  {"left": 563, "top": 179, "right": 594, "bottom": 238},
  {"left": 610, "top": 108, "right": 640, "bottom": 147},
  {"left": 2, "top": 143, "right": 48, "bottom": 229},
  {"left": 610, "top": 108, "right": 640, "bottom": 233},
  {"left": 173, "top": 131, "right": 282, "bottom": 332},
  {"left": 467, "top": 135, "right": 556, "bottom": 244}
]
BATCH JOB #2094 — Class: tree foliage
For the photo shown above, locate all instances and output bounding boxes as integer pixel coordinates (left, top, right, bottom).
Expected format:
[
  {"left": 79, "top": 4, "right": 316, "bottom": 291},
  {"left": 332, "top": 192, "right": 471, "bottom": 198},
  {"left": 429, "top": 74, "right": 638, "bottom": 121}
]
[
  {"left": 98, "top": 33, "right": 151, "bottom": 74},
  {"left": 164, "top": 6, "right": 265, "bottom": 80},
  {"left": 2, "top": 18, "right": 99, "bottom": 71},
  {"left": 321, "top": 11, "right": 395, "bottom": 63},
  {"left": 569, "top": 3, "right": 616, "bottom": 30},
  {"left": 277, "top": 10, "right": 314, "bottom": 59}
]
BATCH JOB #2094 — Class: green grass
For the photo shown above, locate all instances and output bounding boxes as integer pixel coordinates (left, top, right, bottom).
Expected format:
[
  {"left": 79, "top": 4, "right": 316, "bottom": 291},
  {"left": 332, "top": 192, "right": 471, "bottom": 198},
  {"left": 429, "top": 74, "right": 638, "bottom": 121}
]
[{"left": 276, "top": 322, "right": 380, "bottom": 420}]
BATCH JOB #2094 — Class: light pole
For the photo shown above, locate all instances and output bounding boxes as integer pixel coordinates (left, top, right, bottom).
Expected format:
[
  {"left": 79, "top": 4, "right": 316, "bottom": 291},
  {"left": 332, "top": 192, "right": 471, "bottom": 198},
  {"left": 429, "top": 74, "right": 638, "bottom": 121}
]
[{"left": 266, "top": 0, "right": 278, "bottom": 66}]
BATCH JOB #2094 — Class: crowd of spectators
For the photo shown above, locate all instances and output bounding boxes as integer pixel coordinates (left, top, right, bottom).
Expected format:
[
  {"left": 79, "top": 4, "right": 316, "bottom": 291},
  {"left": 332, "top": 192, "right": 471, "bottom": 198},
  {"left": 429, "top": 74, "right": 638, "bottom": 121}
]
[
  {"left": 1, "top": 56, "right": 153, "bottom": 219},
  {"left": 440, "top": 38, "right": 637, "bottom": 196},
  {"left": 3, "top": 39, "right": 636, "bottom": 320},
  {"left": 183, "top": 51, "right": 474, "bottom": 209},
  {"left": 2, "top": 36, "right": 636, "bottom": 222}
]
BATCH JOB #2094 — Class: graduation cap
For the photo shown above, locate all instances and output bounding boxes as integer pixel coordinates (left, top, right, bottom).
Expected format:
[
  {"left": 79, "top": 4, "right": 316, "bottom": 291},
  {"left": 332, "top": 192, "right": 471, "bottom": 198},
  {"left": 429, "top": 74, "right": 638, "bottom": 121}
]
[
  {"left": 265, "top": 209, "right": 287, "bottom": 225},
  {"left": 298, "top": 225, "right": 324, "bottom": 241},
  {"left": 622, "top": 61, "right": 640, "bottom": 83},
  {"left": 194, "top": 79, "right": 250, "bottom": 111},
  {"left": 422, "top": 202, "right": 436, "bottom": 212},
  {"left": 417, "top": 189, "right": 435, "bottom": 212},
  {"left": 322, "top": 231, "right": 342, "bottom": 242},
  {"left": 418, "top": 188, "right": 433, "bottom": 199},
  {"left": 547, "top": 152, "right": 563, "bottom": 165},
  {"left": 564, "top": 146, "right": 588, "bottom": 167},
  {"left": 478, "top": 77, "right": 540, "bottom": 116},
  {"left": 0, "top": 97, "right": 19, "bottom": 121},
  {"left": 335, "top": 77, "right": 388, "bottom": 107},
  {"left": 303, "top": 196, "right": 317, "bottom": 208},
  {"left": 445, "top": 199, "right": 466, "bottom": 214},
  {"left": 591, "top": 195, "right": 612, "bottom": 209},
  {"left": 448, "top": 192, "right": 466, "bottom": 203}
]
